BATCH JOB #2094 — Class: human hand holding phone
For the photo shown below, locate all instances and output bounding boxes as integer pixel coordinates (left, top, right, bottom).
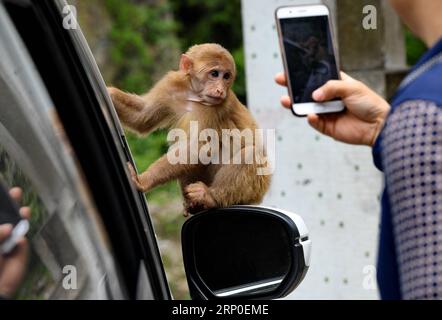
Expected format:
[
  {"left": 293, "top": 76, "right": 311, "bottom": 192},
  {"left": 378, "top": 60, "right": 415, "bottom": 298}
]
[
  {"left": 275, "top": 71, "right": 391, "bottom": 146},
  {"left": 0, "top": 187, "right": 31, "bottom": 299}
]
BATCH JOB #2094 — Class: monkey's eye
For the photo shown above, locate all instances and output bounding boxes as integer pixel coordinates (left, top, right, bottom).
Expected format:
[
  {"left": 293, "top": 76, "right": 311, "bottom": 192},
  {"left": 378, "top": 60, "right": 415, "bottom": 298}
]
[
  {"left": 224, "top": 73, "right": 231, "bottom": 80},
  {"left": 210, "top": 70, "right": 219, "bottom": 78}
]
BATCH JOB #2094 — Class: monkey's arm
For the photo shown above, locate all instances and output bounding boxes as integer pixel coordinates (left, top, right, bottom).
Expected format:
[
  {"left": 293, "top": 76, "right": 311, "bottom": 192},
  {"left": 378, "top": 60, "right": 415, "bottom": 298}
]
[
  {"left": 129, "top": 155, "right": 198, "bottom": 193},
  {"left": 108, "top": 87, "right": 175, "bottom": 135}
]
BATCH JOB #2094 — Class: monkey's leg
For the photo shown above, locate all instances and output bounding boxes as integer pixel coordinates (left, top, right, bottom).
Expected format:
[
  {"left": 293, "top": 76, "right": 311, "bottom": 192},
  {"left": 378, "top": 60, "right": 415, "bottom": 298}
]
[{"left": 185, "top": 147, "right": 271, "bottom": 210}]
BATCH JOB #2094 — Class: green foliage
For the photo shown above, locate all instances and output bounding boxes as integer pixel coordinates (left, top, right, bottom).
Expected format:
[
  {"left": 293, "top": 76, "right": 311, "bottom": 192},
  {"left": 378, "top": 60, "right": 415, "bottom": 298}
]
[
  {"left": 105, "top": 0, "right": 179, "bottom": 93},
  {"left": 405, "top": 29, "right": 427, "bottom": 66},
  {"left": 169, "top": 0, "right": 246, "bottom": 102},
  {"left": 104, "top": 0, "right": 181, "bottom": 198}
]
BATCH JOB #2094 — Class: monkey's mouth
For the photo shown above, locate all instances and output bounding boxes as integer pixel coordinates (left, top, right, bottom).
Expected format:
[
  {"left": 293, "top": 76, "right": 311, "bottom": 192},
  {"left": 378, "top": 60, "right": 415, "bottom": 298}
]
[{"left": 204, "top": 95, "right": 224, "bottom": 105}]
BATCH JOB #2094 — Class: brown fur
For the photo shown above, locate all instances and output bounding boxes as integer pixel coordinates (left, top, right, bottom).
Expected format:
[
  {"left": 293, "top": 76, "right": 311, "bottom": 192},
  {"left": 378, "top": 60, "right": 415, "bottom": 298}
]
[{"left": 108, "top": 43, "right": 271, "bottom": 215}]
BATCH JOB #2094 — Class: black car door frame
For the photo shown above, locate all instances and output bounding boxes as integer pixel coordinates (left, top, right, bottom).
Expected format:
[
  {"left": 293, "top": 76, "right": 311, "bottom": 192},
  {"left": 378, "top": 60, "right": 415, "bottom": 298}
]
[{"left": 3, "top": 0, "right": 171, "bottom": 300}]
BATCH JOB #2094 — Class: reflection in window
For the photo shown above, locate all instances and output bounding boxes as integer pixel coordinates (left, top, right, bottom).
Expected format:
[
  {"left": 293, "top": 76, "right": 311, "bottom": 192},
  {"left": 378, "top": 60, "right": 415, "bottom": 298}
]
[
  {"left": 1, "top": 146, "right": 55, "bottom": 299},
  {"left": 0, "top": 134, "right": 122, "bottom": 299}
]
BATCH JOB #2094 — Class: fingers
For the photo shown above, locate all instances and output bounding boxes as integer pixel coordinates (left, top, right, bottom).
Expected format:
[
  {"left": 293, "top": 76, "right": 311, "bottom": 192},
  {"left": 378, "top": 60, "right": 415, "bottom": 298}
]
[
  {"left": 107, "top": 87, "right": 117, "bottom": 96},
  {"left": 313, "top": 75, "right": 358, "bottom": 102},
  {"left": 277, "top": 71, "right": 358, "bottom": 122},
  {"left": 307, "top": 113, "right": 337, "bottom": 139},
  {"left": 127, "top": 162, "right": 147, "bottom": 192},
  {"left": 133, "top": 179, "right": 144, "bottom": 192},
  {"left": 184, "top": 186, "right": 202, "bottom": 198},
  {"left": 277, "top": 71, "right": 356, "bottom": 108},
  {"left": 8, "top": 188, "right": 31, "bottom": 220},
  {"left": 307, "top": 114, "right": 326, "bottom": 135},
  {"left": 127, "top": 162, "right": 137, "bottom": 177},
  {"left": 130, "top": 175, "right": 143, "bottom": 191},
  {"left": 280, "top": 95, "right": 292, "bottom": 109},
  {"left": 8, "top": 188, "right": 22, "bottom": 203},
  {"left": 274, "top": 72, "right": 287, "bottom": 86},
  {"left": 275, "top": 72, "right": 292, "bottom": 109},
  {"left": 128, "top": 164, "right": 139, "bottom": 183},
  {"left": 19, "top": 207, "right": 31, "bottom": 220},
  {"left": 0, "top": 224, "right": 13, "bottom": 243},
  {"left": 312, "top": 80, "right": 348, "bottom": 102}
]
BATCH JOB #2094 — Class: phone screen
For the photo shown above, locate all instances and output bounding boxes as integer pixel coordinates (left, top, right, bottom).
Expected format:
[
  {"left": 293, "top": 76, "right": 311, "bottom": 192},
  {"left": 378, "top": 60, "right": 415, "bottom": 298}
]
[{"left": 280, "top": 15, "right": 340, "bottom": 104}]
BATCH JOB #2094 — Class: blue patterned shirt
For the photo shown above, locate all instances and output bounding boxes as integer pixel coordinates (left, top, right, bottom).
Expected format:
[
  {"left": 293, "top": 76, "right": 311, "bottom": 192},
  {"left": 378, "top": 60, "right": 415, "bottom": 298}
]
[{"left": 373, "top": 38, "right": 442, "bottom": 299}]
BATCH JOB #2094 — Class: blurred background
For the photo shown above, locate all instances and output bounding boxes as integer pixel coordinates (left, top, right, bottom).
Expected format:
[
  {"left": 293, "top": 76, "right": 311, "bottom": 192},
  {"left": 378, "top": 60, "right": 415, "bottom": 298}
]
[{"left": 73, "top": 0, "right": 427, "bottom": 300}]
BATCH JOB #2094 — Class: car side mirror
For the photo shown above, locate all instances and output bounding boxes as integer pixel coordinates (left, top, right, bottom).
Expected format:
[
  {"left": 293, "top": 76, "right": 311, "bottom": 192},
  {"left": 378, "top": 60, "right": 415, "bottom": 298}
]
[{"left": 182, "top": 206, "right": 311, "bottom": 300}]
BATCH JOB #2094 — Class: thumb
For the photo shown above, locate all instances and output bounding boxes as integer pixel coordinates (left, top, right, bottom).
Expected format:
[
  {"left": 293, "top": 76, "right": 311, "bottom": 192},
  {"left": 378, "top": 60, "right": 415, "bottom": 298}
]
[
  {"left": 0, "top": 224, "right": 13, "bottom": 243},
  {"left": 312, "top": 72, "right": 358, "bottom": 102}
]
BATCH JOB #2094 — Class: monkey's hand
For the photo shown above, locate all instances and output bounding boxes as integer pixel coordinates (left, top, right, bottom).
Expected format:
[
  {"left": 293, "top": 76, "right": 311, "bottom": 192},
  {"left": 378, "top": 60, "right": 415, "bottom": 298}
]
[
  {"left": 107, "top": 87, "right": 117, "bottom": 101},
  {"left": 127, "top": 162, "right": 148, "bottom": 193}
]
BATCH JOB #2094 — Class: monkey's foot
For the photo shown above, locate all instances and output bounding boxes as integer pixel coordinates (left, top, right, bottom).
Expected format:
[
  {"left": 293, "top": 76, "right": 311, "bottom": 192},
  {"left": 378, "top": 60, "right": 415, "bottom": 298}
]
[
  {"left": 184, "top": 182, "right": 217, "bottom": 215},
  {"left": 127, "top": 162, "right": 147, "bottom": 192},
  {"left": 183, "top": 200, "right": 209, "bottom": 217}
]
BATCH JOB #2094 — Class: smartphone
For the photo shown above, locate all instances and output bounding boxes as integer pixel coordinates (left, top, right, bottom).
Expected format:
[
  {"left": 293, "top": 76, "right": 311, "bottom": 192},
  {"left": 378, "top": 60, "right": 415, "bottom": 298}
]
[
  {"left": 275, "top": 4, "right": 344, "bottom": 117},
  {"left": 0, "top": 181, "right": 29, "bottom": 255}
]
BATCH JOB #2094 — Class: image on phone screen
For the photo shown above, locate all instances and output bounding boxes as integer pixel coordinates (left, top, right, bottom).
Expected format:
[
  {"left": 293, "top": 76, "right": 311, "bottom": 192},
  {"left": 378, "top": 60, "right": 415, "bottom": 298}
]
[{"left": 280, "top": 15, "right": 339, "bottom": 104}]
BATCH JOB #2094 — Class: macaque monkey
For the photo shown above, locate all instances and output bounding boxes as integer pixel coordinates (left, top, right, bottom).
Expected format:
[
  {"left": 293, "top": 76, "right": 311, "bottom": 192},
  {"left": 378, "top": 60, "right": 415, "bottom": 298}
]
[{"left": 108, "top": 43, "right": 271, "bottom": 216}]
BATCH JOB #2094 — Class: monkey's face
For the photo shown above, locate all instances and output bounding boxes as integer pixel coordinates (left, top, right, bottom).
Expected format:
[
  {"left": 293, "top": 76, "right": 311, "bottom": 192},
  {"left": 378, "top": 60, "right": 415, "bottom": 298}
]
[
  {"left": 183, "top": 44, "right": 237, "bottom": 106},
  {"left": 190, "top": 60, "right": 235, "bottom": 106}
]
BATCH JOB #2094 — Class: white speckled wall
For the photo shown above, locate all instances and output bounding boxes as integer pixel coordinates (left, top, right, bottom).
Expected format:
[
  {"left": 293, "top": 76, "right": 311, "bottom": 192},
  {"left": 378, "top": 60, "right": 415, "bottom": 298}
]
[{"left": 241, "top": 0, "right": 383, "bottom": 299}]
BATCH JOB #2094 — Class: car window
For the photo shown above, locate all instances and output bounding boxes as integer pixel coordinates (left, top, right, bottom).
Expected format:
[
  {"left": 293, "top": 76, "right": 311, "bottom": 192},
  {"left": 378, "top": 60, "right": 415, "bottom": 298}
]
[
  {"left": 0, "top": 137, "right": 125, "bottom": 300},
  {"left": 0, "top": 3, "right": 126, "bottom": 299}
]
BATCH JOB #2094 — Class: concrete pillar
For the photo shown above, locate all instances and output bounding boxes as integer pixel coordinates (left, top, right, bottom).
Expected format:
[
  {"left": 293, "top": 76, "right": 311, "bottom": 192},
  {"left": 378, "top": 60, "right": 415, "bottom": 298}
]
[
  {"left": 241, "top": 0, "right": 406, "bottom": 299},
  {"left": 336, "top": 0, "right": 407, "bottom": 98}
]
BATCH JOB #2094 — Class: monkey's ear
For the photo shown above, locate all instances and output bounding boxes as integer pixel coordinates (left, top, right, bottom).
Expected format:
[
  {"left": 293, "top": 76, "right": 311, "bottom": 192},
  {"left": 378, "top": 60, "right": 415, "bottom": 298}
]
[{"left": 179, "top": 54, "right": 193, "bottom": 73}]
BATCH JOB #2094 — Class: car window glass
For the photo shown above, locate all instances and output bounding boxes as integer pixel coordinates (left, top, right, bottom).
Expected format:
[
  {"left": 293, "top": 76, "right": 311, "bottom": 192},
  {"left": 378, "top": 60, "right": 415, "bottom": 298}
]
[{"left": 0, "top": 4, "right": 125, "bottom": 298}]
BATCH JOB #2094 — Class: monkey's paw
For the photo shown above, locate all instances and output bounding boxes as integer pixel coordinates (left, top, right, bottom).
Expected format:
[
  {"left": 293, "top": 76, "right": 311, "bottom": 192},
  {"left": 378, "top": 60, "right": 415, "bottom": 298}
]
[
  {"left": 184, "top": 182, "right": 217, "bottom": 215},
  {"left": 127, "top": 162, "right": 147, "bottom": 193},
  {"left": 107, "top": 87, "right": 117, "bottom": 98}
]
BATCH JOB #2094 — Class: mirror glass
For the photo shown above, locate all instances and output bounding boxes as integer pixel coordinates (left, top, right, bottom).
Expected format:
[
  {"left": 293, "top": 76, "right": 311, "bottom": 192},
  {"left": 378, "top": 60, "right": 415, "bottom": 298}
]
[{"left": 192, "top": 212, "right": 291, "bottom": 298}]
